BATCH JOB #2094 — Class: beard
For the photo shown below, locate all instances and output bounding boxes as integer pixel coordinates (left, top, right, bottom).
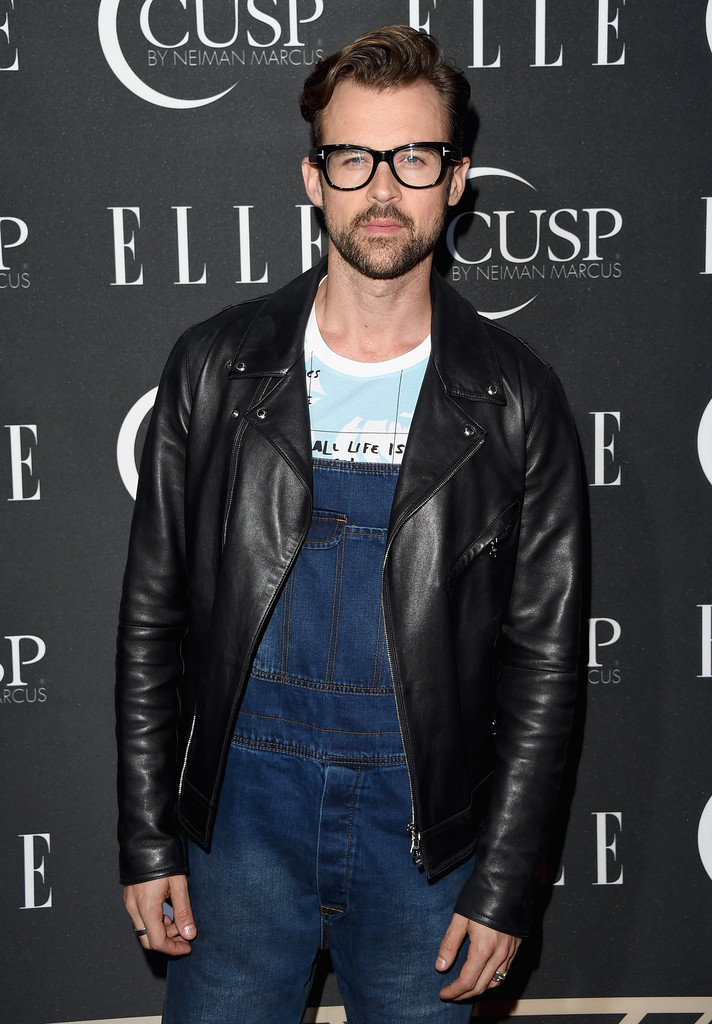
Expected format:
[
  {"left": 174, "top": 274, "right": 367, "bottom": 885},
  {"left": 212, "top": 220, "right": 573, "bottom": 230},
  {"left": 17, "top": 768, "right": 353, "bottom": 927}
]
[{"left": 322, "top": 198, "right": 448, "bottom": 280}]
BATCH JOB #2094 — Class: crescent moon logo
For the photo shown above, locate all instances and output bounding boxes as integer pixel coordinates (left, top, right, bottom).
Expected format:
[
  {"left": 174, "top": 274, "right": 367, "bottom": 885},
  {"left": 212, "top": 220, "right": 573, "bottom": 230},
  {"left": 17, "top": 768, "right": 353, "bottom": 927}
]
[
  {"left": 466, "top": 167, "right": 536, "bottom": 191},
  {"left": 98, "top": 0, "right": 237, "bottom": 109},
  {"left": 698, "top": 795, "right": 712, "bottom": 881},
  {"left": 707, "top": 0, "right": 712, "bottom": 54},
  {"left": 697, "top": 397, "right": 712, "bottom": 486},
  {"left": 116, "top": 387, "right": 158, "bottom": 499},
  {"left": 464, "top": 167, "right": 538, "bottom": 320}
]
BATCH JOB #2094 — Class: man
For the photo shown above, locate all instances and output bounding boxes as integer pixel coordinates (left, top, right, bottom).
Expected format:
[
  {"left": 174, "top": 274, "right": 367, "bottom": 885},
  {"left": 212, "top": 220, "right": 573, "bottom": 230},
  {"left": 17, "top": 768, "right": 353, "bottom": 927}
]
[{"left": 117, "top": 25, "right": 582, "bottom": 1023}]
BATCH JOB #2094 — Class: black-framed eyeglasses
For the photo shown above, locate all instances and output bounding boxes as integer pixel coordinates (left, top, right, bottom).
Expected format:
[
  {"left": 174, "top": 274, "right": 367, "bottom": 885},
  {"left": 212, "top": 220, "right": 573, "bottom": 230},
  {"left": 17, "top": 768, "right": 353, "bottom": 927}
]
[{"left": 308, "top": 142, "right": 463, "bottom": 191}]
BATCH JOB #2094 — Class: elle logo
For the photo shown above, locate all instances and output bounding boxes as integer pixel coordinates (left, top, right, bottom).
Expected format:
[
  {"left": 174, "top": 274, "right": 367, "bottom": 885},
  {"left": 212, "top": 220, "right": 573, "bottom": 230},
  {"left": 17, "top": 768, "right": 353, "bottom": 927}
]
[
  {"left": 409, "top": 0, "right": 627, "bottom": 68},
  {"left": 590, "top": 412, "right": 621, "bottom": 487},
  {"left": 108, "top": 205, "right": 268, "bottom": 286},
  {"left": 703, "top": 198, "right": 712, "bottom": 276},
  {"left": 19, "top": 833, "right": 52, "bottom": 909},
  {"left": 4, "top": 425, "right": 40, "bottom": 501},
  {"left": 543, "top": 811, "right": 624, "bottom": 886},
  {"left": 0, "top": 0, "right": 18, "bottom": 71}
]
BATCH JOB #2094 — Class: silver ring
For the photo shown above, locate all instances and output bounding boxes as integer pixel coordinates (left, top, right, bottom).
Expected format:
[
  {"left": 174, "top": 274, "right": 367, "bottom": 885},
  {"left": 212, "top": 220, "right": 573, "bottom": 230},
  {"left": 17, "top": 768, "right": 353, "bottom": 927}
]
[
  {"left": 492, "top": 970, "right": 507, "bottom": 983},
  {"left": 134, "top": 927, "right": 148, "bottom": 936}
]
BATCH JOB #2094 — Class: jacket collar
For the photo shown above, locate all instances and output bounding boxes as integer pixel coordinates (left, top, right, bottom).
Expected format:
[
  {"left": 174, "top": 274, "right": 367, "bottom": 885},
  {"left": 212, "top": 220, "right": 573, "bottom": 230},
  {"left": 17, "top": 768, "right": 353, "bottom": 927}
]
[
  {"left": 227, "top": 260, "right": 325, "bottom": 379},
  {"left": 429, "top": 268, "right": 506, "bottom": 407},
  {"left": 226, "top": 256, "right": 504, "bottom": 528},
  {"left": 228, "top": 256, "right": 506, "bottom": 408}
]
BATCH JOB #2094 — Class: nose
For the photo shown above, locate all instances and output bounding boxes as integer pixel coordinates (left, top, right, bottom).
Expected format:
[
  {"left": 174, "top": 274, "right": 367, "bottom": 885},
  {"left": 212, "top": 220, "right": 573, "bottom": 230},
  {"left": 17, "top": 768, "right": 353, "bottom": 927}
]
[{"left": 366, "top": 156, "right": 401, "bottom": 204}]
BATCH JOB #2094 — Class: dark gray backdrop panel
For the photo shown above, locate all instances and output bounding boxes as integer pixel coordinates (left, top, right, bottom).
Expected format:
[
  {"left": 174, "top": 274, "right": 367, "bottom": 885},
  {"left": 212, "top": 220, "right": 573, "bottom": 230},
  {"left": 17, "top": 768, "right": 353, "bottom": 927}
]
[{"left": 2, "top": 2, "right": 711, "bottom": 1021}]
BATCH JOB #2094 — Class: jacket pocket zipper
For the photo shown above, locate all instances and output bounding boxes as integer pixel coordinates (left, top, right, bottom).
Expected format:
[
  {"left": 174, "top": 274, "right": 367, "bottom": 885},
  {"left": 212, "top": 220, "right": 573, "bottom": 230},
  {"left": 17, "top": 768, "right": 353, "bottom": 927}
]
[
  {"left": 448, "top": 500, "right": 520, "bottom": 582},
  {"left": 487, "top": 520, "right": 515, "bottom": 560}
]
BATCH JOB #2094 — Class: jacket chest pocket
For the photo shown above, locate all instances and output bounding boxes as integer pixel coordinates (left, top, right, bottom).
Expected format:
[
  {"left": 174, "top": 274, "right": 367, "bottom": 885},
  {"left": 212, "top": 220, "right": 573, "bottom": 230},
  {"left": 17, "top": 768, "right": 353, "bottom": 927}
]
[{"left": 446, "top": 500, "right": 520, "bottom": 586}]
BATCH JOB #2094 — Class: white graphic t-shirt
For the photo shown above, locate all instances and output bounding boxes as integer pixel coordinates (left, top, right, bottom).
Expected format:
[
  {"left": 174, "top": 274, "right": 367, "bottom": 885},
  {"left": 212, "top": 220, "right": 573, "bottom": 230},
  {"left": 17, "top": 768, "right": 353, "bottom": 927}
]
[{"left": 304, "top": 303, "right": 430, "bottom": 465}]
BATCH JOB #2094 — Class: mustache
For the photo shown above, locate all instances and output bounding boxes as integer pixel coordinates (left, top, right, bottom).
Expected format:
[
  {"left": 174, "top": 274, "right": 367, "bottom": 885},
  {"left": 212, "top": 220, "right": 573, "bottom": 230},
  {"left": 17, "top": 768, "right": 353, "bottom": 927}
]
[{"left": 351, "top": 204, "right": 414, "bottom": 230}]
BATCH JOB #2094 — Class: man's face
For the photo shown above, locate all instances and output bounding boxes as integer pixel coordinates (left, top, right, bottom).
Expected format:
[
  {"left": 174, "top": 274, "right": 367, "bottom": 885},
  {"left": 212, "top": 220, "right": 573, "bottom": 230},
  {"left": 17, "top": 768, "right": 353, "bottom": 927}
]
[{"left": 302, "top": 80, "right": 469, "bottom": 281}]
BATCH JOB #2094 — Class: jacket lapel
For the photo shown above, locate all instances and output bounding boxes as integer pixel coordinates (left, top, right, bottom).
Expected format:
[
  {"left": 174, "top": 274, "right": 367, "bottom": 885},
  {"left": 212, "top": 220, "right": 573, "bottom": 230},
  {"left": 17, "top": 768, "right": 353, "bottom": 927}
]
[
  {"left": 223, "top": 257, "right": 506, "bottom": 524},
  {"left": 389, "top": 269, "right": 506, "bottom": 535},
  {"left": 226, "top": 261, "right": 325, "bottom": 491}
]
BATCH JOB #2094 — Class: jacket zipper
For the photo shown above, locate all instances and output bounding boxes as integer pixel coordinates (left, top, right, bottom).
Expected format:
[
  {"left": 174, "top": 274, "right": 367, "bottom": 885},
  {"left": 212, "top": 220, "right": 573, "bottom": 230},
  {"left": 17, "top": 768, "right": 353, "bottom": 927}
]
[
  {"left": 180, "top": 377, "right": 278, "bottom": 794},
  {"left": 180, "top": 486, "right": 313, "bottom": 807},
  {"left": 210, "top": 483, "right": 314, "bottom": 813},
  {"left": 382, "top": 433, "right": 486, "bottom": 866},
  {"left": 187, "top": 378, "right": 313, "bottom": 811},
  {"left": 178, "top": 712, "right": 196, "bottom": 798},
  {"left": 407, "top": 822, "right": 423, "bottom": 866}
]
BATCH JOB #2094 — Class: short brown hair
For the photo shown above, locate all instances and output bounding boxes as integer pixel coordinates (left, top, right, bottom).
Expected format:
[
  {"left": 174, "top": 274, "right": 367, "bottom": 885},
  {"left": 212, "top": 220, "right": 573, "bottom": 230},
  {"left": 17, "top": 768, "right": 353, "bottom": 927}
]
[{"left": 300, "top": 25, "right": 470, "bottom": 148}]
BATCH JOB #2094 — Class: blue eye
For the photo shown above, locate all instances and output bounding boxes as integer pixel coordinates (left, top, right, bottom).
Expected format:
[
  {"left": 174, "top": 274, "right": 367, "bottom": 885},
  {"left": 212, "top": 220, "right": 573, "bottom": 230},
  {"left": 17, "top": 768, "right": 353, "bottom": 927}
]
[{"left": 330, "top": 149, "right": 371, "bottom": 174}]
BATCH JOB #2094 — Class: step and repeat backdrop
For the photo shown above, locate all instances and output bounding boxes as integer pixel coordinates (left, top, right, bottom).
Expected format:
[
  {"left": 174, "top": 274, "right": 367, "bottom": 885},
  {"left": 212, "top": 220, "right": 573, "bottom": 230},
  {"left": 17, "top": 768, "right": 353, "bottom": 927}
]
[{"left": 2, "top": 2, "right": 712, "bottom": 1022}]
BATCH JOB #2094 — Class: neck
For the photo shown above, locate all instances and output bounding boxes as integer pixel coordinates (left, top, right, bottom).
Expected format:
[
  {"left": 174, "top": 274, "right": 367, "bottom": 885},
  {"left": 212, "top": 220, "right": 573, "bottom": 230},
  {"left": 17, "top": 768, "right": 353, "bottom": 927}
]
[{"left": 315, "top": 248, "right": 433, "bottom": 362}]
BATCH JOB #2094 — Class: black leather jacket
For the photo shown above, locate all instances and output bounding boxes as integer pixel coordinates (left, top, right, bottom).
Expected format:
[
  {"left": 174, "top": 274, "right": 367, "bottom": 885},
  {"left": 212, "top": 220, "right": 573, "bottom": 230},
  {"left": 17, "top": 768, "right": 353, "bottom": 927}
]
[{"left": 116, "top": 259, "right": 582, "bottom": 938}]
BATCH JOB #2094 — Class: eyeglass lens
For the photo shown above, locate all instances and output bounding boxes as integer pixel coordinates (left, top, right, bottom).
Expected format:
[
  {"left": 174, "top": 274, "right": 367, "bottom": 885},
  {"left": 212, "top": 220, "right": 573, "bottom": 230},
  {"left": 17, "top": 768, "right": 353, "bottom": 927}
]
[{"left": 326, "top": 146, "right": 444, "bottom": 189}]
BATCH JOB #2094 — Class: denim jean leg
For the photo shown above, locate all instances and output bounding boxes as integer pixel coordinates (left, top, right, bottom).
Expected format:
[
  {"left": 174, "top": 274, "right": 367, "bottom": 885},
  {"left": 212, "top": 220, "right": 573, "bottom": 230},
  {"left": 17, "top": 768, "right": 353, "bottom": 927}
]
[
  {"left": 327, "top": 763, "right": 474, "bottom": 1024},
  {"left": 162, "top": 742, "right": 322, "bottom": 1024}
]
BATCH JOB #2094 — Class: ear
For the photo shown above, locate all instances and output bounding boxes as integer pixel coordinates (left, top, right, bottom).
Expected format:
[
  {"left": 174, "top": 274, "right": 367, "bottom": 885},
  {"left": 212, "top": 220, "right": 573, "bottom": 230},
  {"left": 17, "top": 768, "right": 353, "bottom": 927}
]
[
  {"left": 447, "top": 157, "right": 470, "bottom": 207},
  {"left": 302, "top": 156, "right": 324, "bottom": 207}
]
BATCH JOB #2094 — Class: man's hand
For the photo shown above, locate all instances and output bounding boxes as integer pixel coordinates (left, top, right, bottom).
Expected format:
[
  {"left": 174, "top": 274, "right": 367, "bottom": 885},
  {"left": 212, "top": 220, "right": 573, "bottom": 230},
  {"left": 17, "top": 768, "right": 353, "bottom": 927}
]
[
  {"left": 435, "top": 913, "right": 521, "bottom": 1000},
  {"left": 124, "top": 874, "right": 196, "bottom": 956}
]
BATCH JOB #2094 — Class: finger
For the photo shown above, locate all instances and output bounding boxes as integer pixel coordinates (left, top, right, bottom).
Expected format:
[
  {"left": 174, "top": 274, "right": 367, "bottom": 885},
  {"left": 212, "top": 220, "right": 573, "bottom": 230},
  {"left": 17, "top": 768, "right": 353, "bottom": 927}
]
[
  {"left": 439, "top": 951, "right": 489, "bottom": 1000},
  {"left": 140, "top": 895, "right": 171, "bottom": 952},
  {"left": 438, "top": 916, "right": 493, "bottom": 998},
  {"left": 484, "top": 957, "right": 508, "bottom": 989},
  {"left": 142, "top": 910, "right": 192, "bottom": 956},
  {"left": 435, "top": 914, "right": 468, "bottom": 972},
  {"left": 439, "top": 942, "right": 491, "bottom": 998},
  {"left": 486, "top": 940, "right": 520, "bottom": 989},
  {"left": 439, "top": 924, "right": 519, "bottom": 1000},
  {"left": 130, "top": 921, "right": 150, "bottom": 949},
  {"left": 167, "top": 875, "right": 198, "bottom": 941},
  {"left": 487, "top": 960, "right": 512, "bottom": 988},
  {"left": 124, "top": 891, "right": 150, "bottom": 949},
  {"left": 132, "top": 879, "right": 193, "bottom": 955},
  {"left": 126, "top": 912, "right": 150, "bottom": 950}
]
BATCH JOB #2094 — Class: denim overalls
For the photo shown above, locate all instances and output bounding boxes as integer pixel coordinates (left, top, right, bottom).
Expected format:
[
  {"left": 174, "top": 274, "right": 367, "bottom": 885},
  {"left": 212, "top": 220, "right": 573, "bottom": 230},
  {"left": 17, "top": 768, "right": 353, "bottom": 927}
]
[
  {"left": 234, "top": 459, "right": 405, "bottom": 769},
  {"left": 163, "top": 461, "right": 473, "bottom": 1024}
]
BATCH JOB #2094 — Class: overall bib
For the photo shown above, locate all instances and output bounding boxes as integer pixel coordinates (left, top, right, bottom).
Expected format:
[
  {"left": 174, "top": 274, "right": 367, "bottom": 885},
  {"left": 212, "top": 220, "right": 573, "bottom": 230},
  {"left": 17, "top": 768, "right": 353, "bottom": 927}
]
[{"left": 163, "top": 462, "right": 473, "bottom": 1024}]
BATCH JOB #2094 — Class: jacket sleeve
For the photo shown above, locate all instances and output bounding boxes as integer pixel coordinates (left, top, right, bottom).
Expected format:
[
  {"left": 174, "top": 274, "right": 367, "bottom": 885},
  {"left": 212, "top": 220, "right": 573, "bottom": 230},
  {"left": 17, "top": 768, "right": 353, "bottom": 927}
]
[
  {"left": 115, "top": 331, "right": 195, "bottom": 885},
  {"left": 454, "top": 365, "right": 583, "bottom": 936}
]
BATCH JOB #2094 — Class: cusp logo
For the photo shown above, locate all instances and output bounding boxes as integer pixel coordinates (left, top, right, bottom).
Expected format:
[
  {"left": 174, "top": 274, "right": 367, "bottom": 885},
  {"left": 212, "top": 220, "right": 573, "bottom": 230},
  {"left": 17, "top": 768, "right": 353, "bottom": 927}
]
[
  {"left": 98, "top": 0, "right": 324, "bottom": 109},
  {"left": 99, "top": 0, "right": 235, "bottom": 108},
  {"left": 447, "top": 167, "right": 623, "bottom": 320},
  {"left": 450, "top": 168, "right": 539, "bottom": 319}
]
